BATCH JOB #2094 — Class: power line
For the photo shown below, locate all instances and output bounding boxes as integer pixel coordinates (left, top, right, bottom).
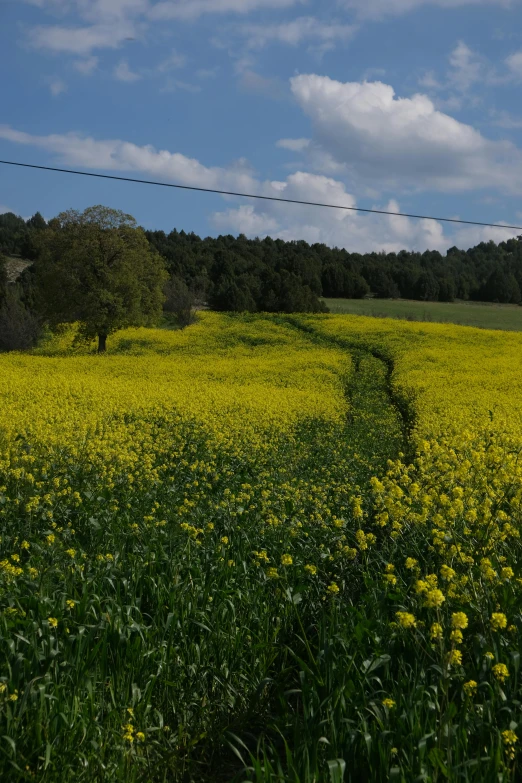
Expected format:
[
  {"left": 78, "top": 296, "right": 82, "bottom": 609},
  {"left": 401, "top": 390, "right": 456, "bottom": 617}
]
[{"left": 1, "top": 158, "right": 522, "bottom": 232}]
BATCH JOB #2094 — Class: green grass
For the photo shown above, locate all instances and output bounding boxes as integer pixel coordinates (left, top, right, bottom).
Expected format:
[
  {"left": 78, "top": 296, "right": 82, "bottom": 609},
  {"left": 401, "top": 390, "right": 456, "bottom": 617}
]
[{"left": 324, "top": 297, "right": 522, "bottom": 331}]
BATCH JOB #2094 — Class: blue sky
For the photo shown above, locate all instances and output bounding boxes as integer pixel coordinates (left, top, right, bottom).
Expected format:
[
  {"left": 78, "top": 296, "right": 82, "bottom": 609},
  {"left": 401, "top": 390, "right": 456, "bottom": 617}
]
[{"left": 2, "top": 0, "right": 522, "bottom": 252}]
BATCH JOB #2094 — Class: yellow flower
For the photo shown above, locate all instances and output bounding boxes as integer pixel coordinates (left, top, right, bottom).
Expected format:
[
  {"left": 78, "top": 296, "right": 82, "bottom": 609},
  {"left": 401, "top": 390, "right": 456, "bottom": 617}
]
[
  {"left": 20, "top": 541, "right": 30, "bottom": 550},
  {"left": 430, "top": 622, "right": 443, "bottom": 640},
  {"left": 451, "top": 612, "right": 468, "bottom": 630},
  {"left": 485, "top": 651, "right": 495, "bottom": 660},
  {"left": 0, "top": 683, "right": 6, "bottom": 694},
  {"left": 48, "top": 617, "right": 58, "bottom": 629},
  {"left": 8, "top": 691, "right": 18, "bottom": 702},
  {"left": 266, "top": 567, "right": 279, "bottom": 579},
  {"left": 304, "top": 564, "right": 317, "bottom": 576},
  {"left": 463, "top": 680, "right": 477, "bottom": 697},
  {"left": 382, "top": 698, "right": 396, "bottom": 709},
  {"left": 66, "top": 600, "right": 75, "bottom": 610},
  {"left": 281, "top": 554, "right": 293, "bottom": 566},
  {"left": 450, "top": 629, "right": 463, "bottom": 645},
  {"left": 424, "top": 588, "right": 445, "bottom": 608},
  {"left": 136, "top": 732, "right": 145, "bottom": 742},
  {"left": 447, "top": 649, "right": 462, "bottom": 666},
  {"left": 405, "top": 558, "right": 418, "bottom": 570},
  {"left": 492, "top": 663, "right": 509, "bottom": 683},
  {"left": 65, "top": 549, "right": 76, "bottom": 558},
  {"left": 501, "top": 567, "right": 514, "bottom": 580},
  {"left": 396, "top": 611, "right": 416, "bottom": 629},
  {"left": 502, "top": 730, "right": 518, "bottom": 745},
  {"left": 327, "top": 582, "right": 340, "bottom": 595},
  {"left": 490, "top": 613, "right": 508, "bottom": 631},
  {"left": 220, "top": 536, "right": 229, "bottom": 545}
]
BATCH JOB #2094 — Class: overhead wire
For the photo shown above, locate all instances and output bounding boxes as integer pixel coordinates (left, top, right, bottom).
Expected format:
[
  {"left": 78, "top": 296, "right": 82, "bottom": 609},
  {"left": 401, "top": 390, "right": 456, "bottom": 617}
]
[{"left": 1, "top": 158, "right": 522, "bottom": 232}]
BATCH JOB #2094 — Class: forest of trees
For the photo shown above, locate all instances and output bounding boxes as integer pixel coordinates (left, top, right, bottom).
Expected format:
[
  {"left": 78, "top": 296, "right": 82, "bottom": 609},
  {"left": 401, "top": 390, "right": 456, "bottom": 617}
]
[{"left": 2, "top": 207, "right": 522, "bottom": 351}]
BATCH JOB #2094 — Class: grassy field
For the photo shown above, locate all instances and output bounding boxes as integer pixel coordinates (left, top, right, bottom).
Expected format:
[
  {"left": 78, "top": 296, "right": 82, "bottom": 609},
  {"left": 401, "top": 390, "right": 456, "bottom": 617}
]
[
  {"left": 324, "top": 296, "right": 522, "bottom": 331},
  {"left": 2, "top": 313, "right": 522, "bottom": 781}
]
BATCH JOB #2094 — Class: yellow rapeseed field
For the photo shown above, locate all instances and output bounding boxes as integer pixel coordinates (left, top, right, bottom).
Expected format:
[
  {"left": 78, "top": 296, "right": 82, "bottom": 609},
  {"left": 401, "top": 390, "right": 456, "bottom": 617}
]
[{"left": 2, "top": 312, "right": 522, "bottom": 781}]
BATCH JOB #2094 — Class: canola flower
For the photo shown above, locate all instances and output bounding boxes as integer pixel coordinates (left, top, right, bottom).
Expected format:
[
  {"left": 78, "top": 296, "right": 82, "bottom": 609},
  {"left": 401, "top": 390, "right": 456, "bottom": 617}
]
[{"left": 2, "top": 312, "right": 522, "bottom": 780}]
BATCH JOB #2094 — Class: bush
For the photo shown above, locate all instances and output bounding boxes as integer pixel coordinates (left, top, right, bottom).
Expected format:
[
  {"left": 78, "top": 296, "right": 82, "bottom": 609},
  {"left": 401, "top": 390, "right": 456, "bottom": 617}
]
[
  {"left": 0, "top": 288, "right": 42, "bottom": 352},
  {"left": 163, "top": 275, "right": 198, "bottom": 328}
]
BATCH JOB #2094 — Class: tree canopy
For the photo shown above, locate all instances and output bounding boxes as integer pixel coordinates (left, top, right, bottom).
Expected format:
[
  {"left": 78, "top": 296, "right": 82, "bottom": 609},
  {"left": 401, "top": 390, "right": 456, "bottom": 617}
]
[{"left": 35, "top": 206, "right": 168, "bottom": 352}]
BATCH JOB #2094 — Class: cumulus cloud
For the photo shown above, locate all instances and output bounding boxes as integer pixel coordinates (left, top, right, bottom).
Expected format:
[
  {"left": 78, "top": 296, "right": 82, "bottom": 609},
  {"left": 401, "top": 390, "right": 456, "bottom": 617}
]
[
  {"left": 289, "top": 74, "right": 522, "bottom": 194},
  {"left": 234, "top": 17, "right": 356, "bottom": 49},
  {"left": 212, "top": 174, "right": 517, "bottom": 252}
]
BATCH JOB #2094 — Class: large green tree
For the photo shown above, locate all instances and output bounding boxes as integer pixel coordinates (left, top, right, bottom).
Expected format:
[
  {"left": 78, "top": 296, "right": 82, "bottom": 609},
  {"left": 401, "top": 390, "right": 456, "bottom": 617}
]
[{"left": 36, "top": 206, "right": 168, "bottom": 352}]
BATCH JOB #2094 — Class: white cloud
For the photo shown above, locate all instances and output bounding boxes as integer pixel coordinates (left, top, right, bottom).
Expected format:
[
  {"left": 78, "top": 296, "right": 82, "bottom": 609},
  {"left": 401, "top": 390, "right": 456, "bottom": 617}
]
[
  {"left": 235, "top": 17, "right": 356, "bottom": 49},
  {"left": 212, "top": 172, "right": 518, "bottom": 252},
  {"left": 114, "top": 59, "right": 142, "bottom": 81},
  {"left": 196, "top": 67, "right": 219, "bottom": 79},
  {"left": 73, "top": 55, "right": 98, "bottom": 74},
  {"left": 28, "top": 22, "right": 136, "bottom": 54},
  {"left": 447, "top": 41, "right": 482, "bottom": 91},
  {"left": 0, "top": 124, "right": 258, "bottom": 193},
  {"left": 49, "top": 77, "right": 67, "bottom": 95},
  {"left": 506, "top": 51, "right": 522, "bottom": 77},
  {"left": 289, "top": 74, "right": 522, "bottom": 194},
  {"left": 342, "top": 0, "right": 517, "bottom": 21},
  {"left": 157, "top": 49, "right": 186, "bottom": 71},
  {"left": 490, "top": 109, "right": 522, "bottom": 128},
  {"left": 149, "top": 0, "right": 304, "bottom": 21},
  {"left": 238, "top": 69, "right": 286, "bottom": 98},
  {"left": 277, "top": 138, "right": 310, "bottom": 151}
]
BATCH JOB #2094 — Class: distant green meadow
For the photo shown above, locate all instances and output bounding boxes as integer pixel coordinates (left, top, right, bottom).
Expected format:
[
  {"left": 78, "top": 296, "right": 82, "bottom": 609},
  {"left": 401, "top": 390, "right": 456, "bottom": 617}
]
[{"left": 324, "top": 297, "right": 522, "bottom": 331}]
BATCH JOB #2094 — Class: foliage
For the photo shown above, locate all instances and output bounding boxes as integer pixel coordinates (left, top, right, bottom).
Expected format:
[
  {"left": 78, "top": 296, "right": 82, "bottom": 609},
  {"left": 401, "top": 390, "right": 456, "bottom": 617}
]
[
  {"left": 34, "top": 206, "right": 168, "bottom": 352},
  {"left": 0, "top": 287, "right": 41, "bottom": 352},
  {"left": 163, "top": 274, "right": 197, "bottom": 328}
]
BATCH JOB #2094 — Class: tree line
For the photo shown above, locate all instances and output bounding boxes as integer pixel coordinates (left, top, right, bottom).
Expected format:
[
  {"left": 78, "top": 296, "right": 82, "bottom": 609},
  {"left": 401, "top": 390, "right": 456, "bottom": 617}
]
[{"left": 1, "top": 206, "right": 522, "bottom": 352}]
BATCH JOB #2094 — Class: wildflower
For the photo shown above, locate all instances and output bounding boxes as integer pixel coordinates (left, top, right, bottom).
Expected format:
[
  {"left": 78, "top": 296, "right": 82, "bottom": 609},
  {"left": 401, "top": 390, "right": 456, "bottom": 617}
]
[
  {"left": 424, "top": 588, "right": 445, "bottom": 608},
  {"left": 48, "top": 617, "right": 58, "bottom": 628},
  {"left": 327, "top": 582, "right": 340, "bottom": 595},
  {"left": 65, "top": 549, "right": 76, "bottom": 558},
  {"left": 485, "top": 651, "right": 495, "bottom": 660},
  {"left": 0, "top": 683, "right": 6, "bottom": 694},
  {"left": 281, "top": 554, "right": 293, "bottom": 566},
  {"left": 452, "top": 612, "right": 468, "bottom": 630},
  {"left": 10, "top": 554, "right": 20, "bottom": 562},
  {"left": 221, "top": 536, "right": 229, "bottom": 545},
  {"left": 66, "top": 600, "right": 75, "bottom": 610},
  {"left": 440, "top": 564, "right": 456, "bottom": 581},
  {"left": 136, "top": 732, "right": 145, "bottom": 742},
  {"left": 227, "top": 559, "right": 235, "bottom": 567},
  {"left": 28, "top": 567, "right": 38, "bottom": 579},
  {"left": 304, "top": 564, "right": 317, "bottom": 576},
  {"left": 20, "top": 541, "right": 30, "bottom": 550},
  {"left": 383, "top": 572, "right": 397, "bottom": 586},
  {"left": 396, "top": 611, "right": 416, "bottom": 629},
  {"left": 9, "top": 691, "right": 18, "bottom": 702},
  {"left": 503, "top": 729, "right": 518, "bottom": 760},
  {"left": 448, "top": 649, "right": 462, "bottom": 666},
  {"left": 405, "top": 557, "right": 418, "bottom": 570},
  {"left": 463, "top": 680, "right": 477, "bottom": 697},
  {"left": 430, "top": 622, "right": 443, "bottom": 640},
  {"left": 450, "top": 629, "right": 463, "bottom": 645},
  {"left": 266, "top": 567, "right": 279, "bottom": 579},
  {"left": 492, "top": 663, "right": 509, "bottom": 683},
  {"left": 491, "top": 613, "right": 508, "bottom": 631},
  {"left": 501, "top": 567, "right": 514, "bottom": 580},
  {"left": 46, "top": 534, "right": 55, "bottom": 545},
  {"left": 382, "top": 698, "right": 396, "bottom": 709}
]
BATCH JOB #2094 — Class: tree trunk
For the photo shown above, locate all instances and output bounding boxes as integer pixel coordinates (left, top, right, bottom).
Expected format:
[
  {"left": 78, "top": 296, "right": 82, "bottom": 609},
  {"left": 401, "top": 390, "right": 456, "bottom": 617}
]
[{"left": 97, "top": 333, "right": 107, "bottom": 353}]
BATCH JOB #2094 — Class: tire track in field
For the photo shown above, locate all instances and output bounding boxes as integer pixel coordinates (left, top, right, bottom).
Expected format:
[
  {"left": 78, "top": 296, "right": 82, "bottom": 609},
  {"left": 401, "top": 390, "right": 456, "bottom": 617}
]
[{"left": 271, "top": 315, "right": 414, "bottom": 470}]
